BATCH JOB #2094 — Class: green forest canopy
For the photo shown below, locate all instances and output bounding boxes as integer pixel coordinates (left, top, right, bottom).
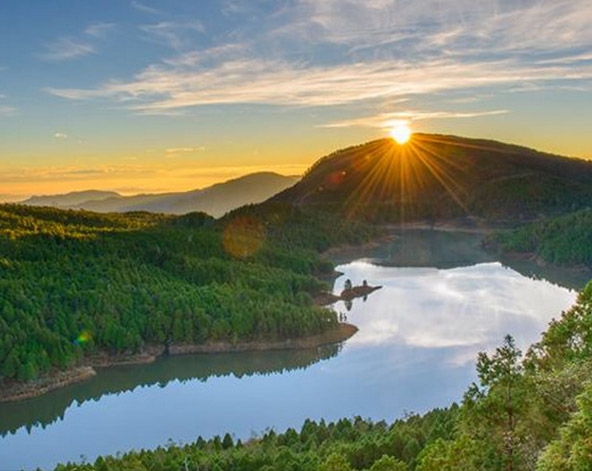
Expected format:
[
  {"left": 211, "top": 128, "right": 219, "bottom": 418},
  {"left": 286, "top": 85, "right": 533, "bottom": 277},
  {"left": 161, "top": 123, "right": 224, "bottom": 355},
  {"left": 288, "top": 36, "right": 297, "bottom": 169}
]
[
  {"left": 0, "top": 203, "right": 377, "bottom": 382},
  {"left": 487, "top": 208, "right": 592, "bottom": 267}
]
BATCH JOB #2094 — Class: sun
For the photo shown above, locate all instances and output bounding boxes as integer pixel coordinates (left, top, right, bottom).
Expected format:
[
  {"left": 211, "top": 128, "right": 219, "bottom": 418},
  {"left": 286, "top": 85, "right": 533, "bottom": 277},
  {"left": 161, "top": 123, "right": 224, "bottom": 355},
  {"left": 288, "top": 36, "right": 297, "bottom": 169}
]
[{"left": 389, "top": 122, "right": 412, "bottom": 144}]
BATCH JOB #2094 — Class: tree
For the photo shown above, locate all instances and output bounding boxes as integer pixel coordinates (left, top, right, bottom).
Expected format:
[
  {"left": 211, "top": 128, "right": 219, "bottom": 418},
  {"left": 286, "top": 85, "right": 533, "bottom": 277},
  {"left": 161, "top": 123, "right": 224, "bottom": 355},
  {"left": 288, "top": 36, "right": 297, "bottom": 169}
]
[
  {"left": 343, "top": 279, "right": 353, "bottom": 292},
  {"left": 369, "top": 454, "right": 407, "bottom": 471},
  {"left": 536, "top": 384, "right": 592, "bottom": 471},
  {"left": 320, "top": 453, "right": 352, "bottom": 471},
  {"left": 222, "top": 433, "right": 234, "bottom": 450},
  {"left": 462, "top": 335, "right": 531, "bottom": 471}
]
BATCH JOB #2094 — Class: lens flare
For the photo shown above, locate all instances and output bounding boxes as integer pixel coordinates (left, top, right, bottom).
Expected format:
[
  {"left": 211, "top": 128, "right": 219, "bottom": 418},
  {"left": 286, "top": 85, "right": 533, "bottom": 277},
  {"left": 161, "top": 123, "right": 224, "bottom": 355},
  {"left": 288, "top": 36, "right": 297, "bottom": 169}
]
[
  {"left": 73, "top": 330, "right": 92, "bottom": 345},
  {"left": 222, "top": 216, "right": 265, "bottom": 258}
]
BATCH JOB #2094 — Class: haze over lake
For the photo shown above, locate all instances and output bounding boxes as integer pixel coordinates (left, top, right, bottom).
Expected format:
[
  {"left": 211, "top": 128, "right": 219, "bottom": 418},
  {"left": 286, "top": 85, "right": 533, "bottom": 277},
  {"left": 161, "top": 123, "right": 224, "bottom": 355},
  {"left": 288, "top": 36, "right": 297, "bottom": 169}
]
[{"left": 0, "top": 232, "right": 579, "bottom": 471}]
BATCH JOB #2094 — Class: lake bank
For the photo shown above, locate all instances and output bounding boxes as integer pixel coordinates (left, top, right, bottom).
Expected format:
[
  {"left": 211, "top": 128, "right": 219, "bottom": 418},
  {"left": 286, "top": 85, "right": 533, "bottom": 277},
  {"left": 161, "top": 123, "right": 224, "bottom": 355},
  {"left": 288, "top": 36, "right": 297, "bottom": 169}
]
[
  {"left": 0, "top": 323, "right": 357, "bottom": 403},
  {"left": 0, "top": 236, "right": 581, "bottom": 471}
]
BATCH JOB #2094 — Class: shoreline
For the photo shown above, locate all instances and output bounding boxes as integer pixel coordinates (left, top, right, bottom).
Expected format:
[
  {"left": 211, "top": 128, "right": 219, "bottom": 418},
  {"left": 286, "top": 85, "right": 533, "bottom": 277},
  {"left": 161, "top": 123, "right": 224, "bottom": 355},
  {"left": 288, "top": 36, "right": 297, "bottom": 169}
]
[
  {"left": 0, "top": 367, "right": 97, "bottom": 404},
  {"left": 0, "top": 323, "right": 358, "bottom": 403},
  {"left": 0, "top": 222, "right": 501, "bottom": 404}
]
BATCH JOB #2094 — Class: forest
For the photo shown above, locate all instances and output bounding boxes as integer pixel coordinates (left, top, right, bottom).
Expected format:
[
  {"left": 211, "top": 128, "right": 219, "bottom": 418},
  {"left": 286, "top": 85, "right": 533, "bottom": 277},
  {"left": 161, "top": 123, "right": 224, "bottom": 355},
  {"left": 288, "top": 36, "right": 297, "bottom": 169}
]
[
  {"left": 487, "top": 208, "right": 592, "bottom": 267},
  {"left": 3, "top": 197, "right": 592, "bottom": 470},
  {"left": 0, "top": 203, "right": 378, "bottom": 383},
  {"left": 52, "top": 282, "right": 592, "bottom": 470}
]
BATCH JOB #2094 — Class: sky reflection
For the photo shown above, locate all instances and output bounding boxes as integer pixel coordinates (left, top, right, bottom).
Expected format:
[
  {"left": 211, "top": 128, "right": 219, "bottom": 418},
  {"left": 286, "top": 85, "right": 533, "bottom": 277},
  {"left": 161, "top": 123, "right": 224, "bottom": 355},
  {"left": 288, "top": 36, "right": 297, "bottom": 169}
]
[
  {"left": 334, "top": 261, "right": 577, "bottom": 364},
  {"left": 0, "top": 260, "right": 578, "bottom": 470}
]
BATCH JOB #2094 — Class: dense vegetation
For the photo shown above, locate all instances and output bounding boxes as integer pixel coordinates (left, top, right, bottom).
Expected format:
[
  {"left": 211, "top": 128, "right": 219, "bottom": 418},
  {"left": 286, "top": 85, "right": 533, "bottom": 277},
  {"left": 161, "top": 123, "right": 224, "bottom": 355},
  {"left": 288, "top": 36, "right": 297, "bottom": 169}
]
[
  {"left": 0, "top": 204, "right": 377, "bottom": 383},
  {"left": 272, "top": 134, "right": 592, "bottom": 223},
  {"left": 487, "top": 208, "right": 592, "bottom": 267},
  {"left": 54, "top": 408, "right": 457, "bottom": 471},
  {"left": 54, "top": 281, "right": 592, "bottom": 471}
]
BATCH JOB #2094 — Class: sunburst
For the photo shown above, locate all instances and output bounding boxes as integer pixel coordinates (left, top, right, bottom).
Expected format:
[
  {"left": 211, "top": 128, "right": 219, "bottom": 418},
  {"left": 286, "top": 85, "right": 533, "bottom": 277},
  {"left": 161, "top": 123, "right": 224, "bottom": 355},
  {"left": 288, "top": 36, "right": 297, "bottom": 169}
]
[
  {"left": 337, "top": 134, "right": 477, "bottom": 224},
  {"left": 389, "top": 121, "right": 412, "bottom": 144}
]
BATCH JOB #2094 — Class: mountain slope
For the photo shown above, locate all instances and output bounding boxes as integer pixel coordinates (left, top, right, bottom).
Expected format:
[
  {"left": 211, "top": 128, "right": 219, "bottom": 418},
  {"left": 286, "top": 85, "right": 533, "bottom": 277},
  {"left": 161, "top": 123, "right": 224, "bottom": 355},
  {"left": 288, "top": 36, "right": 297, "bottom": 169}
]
[
  {"left": 22, "top": 190, "right": 121, "bottom": 208},
  {"left": 21, "top": 172, "right": 298, "bottom": 218},
  {"left": 271, "top": 134, "right": 592, "bottom": 223},
  {"left": 486, "top": 208, "right": 592, "bottom": 267},
  {"left": 102, "top": 172, "right": 298, "bottom": 217}
]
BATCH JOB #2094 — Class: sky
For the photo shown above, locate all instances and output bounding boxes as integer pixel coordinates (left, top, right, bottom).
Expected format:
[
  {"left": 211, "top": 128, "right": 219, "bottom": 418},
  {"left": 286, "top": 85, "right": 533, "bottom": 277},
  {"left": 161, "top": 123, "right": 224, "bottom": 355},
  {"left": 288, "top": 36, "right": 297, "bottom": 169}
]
[{"left": 1, "top": 0, "right": 591, "bottom": 199}]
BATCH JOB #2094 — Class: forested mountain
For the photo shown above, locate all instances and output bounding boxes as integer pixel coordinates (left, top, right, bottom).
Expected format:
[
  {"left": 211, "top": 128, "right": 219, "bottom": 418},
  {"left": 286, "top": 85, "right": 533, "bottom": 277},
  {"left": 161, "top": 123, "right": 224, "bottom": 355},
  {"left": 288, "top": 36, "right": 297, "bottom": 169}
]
[
  {"left": 22, "top": 190, "right": 120, "bottom": 208},
  {"left": 0, "top": 203, "right": 374, "bottom": 385},
  {"left": 21, "top": 172, "right": 298, "bottom": 217},
  {"left": 486, "top": 208, "right": 592, "bottom": 267},
  {"left": 271, "top": 134, "right": 592, "bottom": 223},
  {"left": 53, "top": 281, "right": 592, "bottom": 471}
]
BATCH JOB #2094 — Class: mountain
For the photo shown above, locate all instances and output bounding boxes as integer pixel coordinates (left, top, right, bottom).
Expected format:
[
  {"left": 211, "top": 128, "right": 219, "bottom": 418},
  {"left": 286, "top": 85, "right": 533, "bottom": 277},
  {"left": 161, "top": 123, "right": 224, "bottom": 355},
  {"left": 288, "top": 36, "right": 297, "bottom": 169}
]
[
  {"left": 21, "top": 190, "right": 121, "bottom": 208},
  {"left": 486, "top": 208, "right": 592, "bottom": 267},
  {"left": 270, "top": 133, "right": 592, "bottom": 223},
  {"left": 21, "top": 172, "right": 298, "bottom": 218}
]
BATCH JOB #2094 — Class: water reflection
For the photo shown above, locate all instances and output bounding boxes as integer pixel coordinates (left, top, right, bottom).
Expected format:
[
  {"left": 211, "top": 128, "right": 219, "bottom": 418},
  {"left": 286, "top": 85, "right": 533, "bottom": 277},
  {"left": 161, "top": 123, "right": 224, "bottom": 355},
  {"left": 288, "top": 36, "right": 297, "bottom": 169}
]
[
  {"left": 0, "top": 232, "right": 584, "bottom": 470},
  {"left": 329, "top": 229, "right": 495, "bottom": 269},
  {"left": 0, "top": 344, "right": 342, "bottom": 437},
  {"left": 334, "top": 261, "right": 576, "bottom": 365},
  {"left": 330, "top": 229, "right": 592, "bottom": 290}
]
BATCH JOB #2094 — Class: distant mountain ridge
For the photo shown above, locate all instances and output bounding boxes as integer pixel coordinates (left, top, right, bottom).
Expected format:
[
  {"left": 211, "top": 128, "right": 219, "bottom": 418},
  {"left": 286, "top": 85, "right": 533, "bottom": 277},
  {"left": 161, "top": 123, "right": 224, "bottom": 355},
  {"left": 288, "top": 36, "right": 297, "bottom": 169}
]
[
  {"left": 270, "top": 133, "right": 592, "bottom": 223},
  {"left": 21, "top": 172, "right": 298, "bottom": 218},
  {"left": 23, "top": 190, "right": 120, "bottom": 208}
]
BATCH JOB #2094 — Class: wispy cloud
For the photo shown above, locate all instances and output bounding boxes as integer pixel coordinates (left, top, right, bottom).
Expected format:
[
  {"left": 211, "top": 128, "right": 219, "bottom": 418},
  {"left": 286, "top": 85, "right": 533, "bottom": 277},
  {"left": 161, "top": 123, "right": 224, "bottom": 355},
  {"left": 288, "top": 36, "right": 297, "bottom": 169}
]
[
  {"left": 46, "top": 56, "right": 592, "bottom": 112},
  {"left": 85, "top": 23, "right": 116, "bottom": 38},
  {"left": 164, "top": 146, "right": 205, "bottom": 157},
  {"left": 0, "top": 165, "right": 154, "bottom": 183},
  {"left": 0, "top": 105, "right": 16, "bottom": 116},
  {"left": 289, "top": 0, "right": 592, "bottom": 56},
  {"left": 45, "top": 0, "right": 592, "bottom": 116},
  {"left": 0, "top": 93, "right": 16, "bottom": 116},
  {"left": 53, "top": 132, "right": 68, "bottom": 139},
  {"left": 320, "top": 109, "right": 509, "bottom": 129},
  {"left": 139, "top": 21, "right": 206, "bottom": 51},
  {"left": 131, "top": 1, "right": 162, "bottom": 16},
  {"left": 41, "top": 37, "right": 96, "bottom": 61},
  {"left": 0, "top": 163, "right": 307, "bottom": 193},
  {"left": 41, "top": 23, "right": 116, "bottom": 61}
]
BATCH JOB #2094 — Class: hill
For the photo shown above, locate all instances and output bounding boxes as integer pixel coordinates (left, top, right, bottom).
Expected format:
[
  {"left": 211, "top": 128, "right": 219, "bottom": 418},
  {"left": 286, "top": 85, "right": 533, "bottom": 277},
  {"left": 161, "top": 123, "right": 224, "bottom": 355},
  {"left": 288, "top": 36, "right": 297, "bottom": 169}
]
[
  {"left": 271, "top": 134, "right": 592, "bottom": 224},
  {"left": 486, "top": 208, "right": 592, "bottom": 267},
  {"left": 21, "top": 172, "right": 298, "bottom": 218},
  {"left": 0, "top": 202, "right": 375, "bottom": 389},
  {"left": 22, "top": 190, "right": 120, "bottom": 208}
]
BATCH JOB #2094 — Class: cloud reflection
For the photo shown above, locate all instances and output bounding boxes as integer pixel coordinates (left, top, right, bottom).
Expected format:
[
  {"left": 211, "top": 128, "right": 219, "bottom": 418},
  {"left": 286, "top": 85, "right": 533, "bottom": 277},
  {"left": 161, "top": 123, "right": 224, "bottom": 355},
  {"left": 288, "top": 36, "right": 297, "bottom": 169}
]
[{"left": 334, "top": 261, "right": 576, "bottom": 365}]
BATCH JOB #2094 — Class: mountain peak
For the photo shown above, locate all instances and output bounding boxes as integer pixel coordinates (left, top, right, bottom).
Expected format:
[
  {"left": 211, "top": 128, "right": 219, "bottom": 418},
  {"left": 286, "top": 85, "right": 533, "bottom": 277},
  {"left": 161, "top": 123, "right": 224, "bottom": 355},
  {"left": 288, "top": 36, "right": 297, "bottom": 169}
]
[{"left": 271, "top": 133, "right": 592, "bottom": 223}]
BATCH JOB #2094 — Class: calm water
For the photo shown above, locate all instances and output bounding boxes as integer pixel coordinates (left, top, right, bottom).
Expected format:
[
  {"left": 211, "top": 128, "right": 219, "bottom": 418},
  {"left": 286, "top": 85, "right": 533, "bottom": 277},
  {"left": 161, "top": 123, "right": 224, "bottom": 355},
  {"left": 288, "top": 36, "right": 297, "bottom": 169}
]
[{"left": 0, "top": 232, "right": 584, "bottom": 470}]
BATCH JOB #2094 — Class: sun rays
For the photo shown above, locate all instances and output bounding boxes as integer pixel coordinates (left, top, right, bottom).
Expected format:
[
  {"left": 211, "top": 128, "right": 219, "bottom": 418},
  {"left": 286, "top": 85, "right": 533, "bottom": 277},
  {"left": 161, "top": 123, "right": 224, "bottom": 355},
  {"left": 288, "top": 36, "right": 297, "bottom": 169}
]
[
  {"left": 389, "top": 121, "right": 412, "bottom": 144},
  {"left": 337, "top": 134, "right": 474, "bottom": 223}
]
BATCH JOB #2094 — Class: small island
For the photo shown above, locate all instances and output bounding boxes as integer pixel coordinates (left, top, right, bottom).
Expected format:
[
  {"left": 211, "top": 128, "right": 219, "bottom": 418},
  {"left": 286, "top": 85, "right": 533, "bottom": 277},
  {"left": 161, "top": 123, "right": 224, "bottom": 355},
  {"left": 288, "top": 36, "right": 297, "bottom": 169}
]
[
  {"left": 340, "top": 278, "right": 382, "bottom": 300},
  {"left": 315, "top": 279, "right": 382, "bottom": 306}
]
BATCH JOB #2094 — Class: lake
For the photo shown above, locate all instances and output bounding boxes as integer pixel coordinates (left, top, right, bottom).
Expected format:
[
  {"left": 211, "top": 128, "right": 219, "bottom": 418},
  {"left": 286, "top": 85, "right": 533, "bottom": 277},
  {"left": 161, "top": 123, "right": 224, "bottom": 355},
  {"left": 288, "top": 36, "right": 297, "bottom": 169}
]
[{"left": 0, "top": 230, "right": 586, "bottom": 470}]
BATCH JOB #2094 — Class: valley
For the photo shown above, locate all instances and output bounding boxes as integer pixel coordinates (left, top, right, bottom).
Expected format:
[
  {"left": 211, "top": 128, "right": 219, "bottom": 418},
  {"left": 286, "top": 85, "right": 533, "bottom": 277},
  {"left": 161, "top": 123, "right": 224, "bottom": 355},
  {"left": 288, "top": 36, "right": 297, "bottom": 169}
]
[{"left": 2, "top": 134, "right": 592, "bottom": 470}]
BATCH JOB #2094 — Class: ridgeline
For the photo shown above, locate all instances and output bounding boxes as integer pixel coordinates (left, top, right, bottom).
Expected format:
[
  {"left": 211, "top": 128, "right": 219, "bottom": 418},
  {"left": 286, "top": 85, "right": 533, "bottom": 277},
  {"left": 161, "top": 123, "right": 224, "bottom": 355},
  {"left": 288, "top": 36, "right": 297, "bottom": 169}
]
[{"left": 272, "top": 134, "right": 592, "bottom": 224}]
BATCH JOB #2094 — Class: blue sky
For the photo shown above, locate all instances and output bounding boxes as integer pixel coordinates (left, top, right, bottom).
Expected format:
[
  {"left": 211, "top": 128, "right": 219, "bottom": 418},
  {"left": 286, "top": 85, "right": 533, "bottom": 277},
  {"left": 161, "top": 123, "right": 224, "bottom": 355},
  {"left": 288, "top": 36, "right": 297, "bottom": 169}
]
[{"left": 1, "top": 0, "right": 591, "bottom": 198}]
